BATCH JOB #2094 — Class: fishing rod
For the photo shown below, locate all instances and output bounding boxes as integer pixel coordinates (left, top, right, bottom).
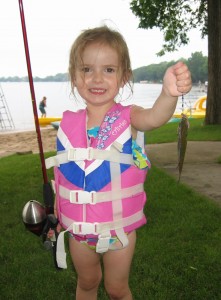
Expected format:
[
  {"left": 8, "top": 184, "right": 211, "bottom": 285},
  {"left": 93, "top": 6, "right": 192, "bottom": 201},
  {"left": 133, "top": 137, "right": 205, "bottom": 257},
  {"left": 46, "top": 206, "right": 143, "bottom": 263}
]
[
  {"left": 18, "top": 0, "right": 59, "bottom": 269},
  {"left": 18, "top": 0, "right": 54, "bottom": 210}
]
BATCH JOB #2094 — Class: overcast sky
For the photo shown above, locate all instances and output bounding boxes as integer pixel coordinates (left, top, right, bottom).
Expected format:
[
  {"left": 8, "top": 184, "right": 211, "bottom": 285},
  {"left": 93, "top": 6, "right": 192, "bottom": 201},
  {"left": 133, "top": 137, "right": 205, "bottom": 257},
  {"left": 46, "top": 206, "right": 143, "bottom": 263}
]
[{"left": 0, "top": 0, "right": 208, "bottom": 77}]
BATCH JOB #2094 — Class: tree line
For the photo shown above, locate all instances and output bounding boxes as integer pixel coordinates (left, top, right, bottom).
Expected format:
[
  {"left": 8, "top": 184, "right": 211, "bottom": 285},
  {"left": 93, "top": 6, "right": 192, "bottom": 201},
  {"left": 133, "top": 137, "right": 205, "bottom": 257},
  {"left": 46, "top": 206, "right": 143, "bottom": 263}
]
[
  {"left": 133, "top": 51, "right": 207, "bottom": 84},
  {"left": 0, "top": 72, "right": 68, "bottom": 83},
  {"left": 0, "top": 52, "right": 207, "bottom": 84}
]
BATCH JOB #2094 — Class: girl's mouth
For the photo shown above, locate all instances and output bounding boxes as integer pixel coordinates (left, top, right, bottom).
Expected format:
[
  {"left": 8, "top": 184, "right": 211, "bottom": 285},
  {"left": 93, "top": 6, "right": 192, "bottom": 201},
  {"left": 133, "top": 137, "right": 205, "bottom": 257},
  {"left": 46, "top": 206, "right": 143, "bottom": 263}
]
[{"left": 89, "top": 88, "right": 106, "bottom": 95}]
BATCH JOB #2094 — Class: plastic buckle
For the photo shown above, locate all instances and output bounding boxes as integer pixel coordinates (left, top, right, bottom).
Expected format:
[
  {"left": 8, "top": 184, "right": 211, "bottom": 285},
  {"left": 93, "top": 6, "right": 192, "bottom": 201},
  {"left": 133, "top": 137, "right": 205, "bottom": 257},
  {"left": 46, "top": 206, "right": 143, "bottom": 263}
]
[
  {"left": 68, "top": 148, "right": 94, "bottom": 161},
  {"left": 72, "top": 222, "right": 98, "bottom": 235},
  {"left": 70, "top": 191, "right": 96, "bottom": 204},
  {"left": 86, "top": 147, "right": 94, "bottom": 161},
  {"left": 96, "top": 234, "right": 111, "bottom": 253}
]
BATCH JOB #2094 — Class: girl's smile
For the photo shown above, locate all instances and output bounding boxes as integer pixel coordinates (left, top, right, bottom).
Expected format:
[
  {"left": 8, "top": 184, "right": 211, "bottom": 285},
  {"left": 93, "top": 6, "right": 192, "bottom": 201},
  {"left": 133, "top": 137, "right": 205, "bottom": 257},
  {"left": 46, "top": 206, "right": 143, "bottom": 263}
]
[{"left": 89, "top": 88, "right": 106, "bottom": 95}]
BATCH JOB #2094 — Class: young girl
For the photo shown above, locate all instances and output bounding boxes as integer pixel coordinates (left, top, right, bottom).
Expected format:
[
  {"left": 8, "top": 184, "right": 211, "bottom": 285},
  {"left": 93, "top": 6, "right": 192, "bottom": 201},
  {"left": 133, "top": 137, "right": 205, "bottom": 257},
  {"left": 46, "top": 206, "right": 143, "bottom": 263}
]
[{"left": 46, "top": 26, "right": 191, "bottom": 300}]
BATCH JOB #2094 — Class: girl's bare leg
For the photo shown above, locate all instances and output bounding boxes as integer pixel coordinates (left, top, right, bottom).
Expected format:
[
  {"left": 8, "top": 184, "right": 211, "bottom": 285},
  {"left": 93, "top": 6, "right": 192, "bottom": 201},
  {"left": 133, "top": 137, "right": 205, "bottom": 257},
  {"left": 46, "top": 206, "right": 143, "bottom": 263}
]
[
  {"left": 103, "top": 231, "right": 136, "bottom": 300},
  {"left": 69, "top": 238, "right": 102, "bottom": 300}
]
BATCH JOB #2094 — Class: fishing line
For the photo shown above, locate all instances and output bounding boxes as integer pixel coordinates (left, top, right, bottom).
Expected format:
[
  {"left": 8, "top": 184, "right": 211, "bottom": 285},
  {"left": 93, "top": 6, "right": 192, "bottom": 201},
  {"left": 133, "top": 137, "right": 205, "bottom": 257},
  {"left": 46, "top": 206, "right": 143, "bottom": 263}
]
[
  {"left": 166, "top": 0, "right": 189, "bottom": 183},
  {"left": 166, "top": 0, "right": 186, "bottom": 114},
  {"left": 182, "top": 94, "right": 185, "bottom": 112}
]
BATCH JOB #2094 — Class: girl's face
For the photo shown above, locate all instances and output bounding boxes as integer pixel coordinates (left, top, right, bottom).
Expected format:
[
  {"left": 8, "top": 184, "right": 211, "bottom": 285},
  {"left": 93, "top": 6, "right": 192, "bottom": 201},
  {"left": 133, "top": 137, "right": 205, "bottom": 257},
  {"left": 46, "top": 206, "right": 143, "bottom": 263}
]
[{"left": 74, "top": 42, "right": 123, "bottom": 108}]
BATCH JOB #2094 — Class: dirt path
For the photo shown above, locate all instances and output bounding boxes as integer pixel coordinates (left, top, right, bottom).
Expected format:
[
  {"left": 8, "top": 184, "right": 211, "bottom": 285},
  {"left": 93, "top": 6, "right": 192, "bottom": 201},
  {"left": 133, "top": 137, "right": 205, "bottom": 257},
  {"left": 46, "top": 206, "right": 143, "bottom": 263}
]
[
  {"left": 1, "top": 129, "right": 221, "bottom": 207},
  {"left": 146, "top": 141, "right": 221, "bottom": 207}
]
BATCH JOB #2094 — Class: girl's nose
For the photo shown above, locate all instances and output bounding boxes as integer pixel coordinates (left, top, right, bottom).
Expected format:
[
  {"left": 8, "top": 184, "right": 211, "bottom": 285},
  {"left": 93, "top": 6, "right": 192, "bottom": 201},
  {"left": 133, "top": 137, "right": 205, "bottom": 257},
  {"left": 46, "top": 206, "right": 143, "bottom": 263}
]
[{"left": 93, "top": 70, "right": 103, "bottom": 83}]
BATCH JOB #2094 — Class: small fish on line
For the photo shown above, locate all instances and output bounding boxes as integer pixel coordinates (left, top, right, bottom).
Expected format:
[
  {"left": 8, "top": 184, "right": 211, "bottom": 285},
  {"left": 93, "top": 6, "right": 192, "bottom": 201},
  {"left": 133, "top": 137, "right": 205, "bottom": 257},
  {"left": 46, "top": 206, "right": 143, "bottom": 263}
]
[{"left": 177, "top": 113, "right": 189, "bottom": 182}]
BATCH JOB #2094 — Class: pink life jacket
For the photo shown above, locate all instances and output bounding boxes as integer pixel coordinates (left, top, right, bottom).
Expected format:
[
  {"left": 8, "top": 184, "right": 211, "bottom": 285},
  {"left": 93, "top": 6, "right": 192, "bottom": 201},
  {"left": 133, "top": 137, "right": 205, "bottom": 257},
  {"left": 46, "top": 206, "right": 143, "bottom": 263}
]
[{"left": 46, "top": 103, "right": 150, "bottom": 268}]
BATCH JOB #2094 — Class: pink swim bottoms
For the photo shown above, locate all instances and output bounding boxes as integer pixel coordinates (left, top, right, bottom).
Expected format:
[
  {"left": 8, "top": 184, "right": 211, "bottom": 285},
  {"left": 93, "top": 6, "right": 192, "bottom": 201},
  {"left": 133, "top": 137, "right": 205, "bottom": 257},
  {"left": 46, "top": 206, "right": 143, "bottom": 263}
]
[{"left": 69, "top": 233, "right": 122, "bottom": 250}]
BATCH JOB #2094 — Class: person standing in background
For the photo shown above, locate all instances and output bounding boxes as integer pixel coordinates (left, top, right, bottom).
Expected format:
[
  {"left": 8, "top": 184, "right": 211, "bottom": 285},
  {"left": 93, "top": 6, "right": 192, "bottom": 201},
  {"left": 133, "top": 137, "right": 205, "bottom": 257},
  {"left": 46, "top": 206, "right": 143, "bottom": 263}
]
[{"left": 39, "top": 96, "right": 47, "bottom": 117}]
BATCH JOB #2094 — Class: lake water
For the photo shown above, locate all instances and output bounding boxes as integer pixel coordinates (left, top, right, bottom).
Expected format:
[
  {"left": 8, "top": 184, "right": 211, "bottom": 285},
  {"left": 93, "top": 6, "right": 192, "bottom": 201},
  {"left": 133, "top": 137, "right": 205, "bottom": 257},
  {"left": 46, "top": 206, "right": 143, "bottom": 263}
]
[{"left": 1, "top": 82, "right": 206, "bottom": 131}]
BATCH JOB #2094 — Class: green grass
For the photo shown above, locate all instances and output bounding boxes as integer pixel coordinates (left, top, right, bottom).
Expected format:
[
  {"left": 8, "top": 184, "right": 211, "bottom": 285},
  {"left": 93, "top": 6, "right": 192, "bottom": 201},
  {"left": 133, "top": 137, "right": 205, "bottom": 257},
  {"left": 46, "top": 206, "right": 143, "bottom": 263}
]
[
  {"left": 145, "top": 118, "right": 221, "bottom": 144},
  {"left": 1, "top": 153, "right": 221, "bottom": 299}
]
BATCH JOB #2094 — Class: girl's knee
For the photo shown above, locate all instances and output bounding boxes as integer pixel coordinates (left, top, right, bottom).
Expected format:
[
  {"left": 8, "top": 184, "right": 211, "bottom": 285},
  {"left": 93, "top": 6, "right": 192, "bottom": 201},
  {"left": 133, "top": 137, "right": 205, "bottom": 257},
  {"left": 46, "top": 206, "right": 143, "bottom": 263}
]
[
  {"left": 105, "top": 281, "right": 131, "bottom": 300},
  {"left": 78, "top": 272, "right": 102, "bottom": 292}
]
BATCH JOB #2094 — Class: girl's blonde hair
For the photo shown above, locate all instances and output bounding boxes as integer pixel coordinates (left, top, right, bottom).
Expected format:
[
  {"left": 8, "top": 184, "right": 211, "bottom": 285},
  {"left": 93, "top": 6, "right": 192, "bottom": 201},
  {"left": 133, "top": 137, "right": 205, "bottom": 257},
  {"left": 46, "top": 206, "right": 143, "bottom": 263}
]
[{"left": 68, "top": 26, "right": 133, "bottom": 94}]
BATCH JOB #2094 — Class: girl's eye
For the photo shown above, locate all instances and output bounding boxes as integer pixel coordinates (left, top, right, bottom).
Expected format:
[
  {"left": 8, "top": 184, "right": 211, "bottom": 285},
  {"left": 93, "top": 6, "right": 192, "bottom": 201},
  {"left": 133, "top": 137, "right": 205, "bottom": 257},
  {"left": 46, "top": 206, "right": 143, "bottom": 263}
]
[
  {"left": 106, "top": 67, "right": 115, "bottom": 73},
  {"left": 82, "top": 67, "right": 91, "bottom": 73}
]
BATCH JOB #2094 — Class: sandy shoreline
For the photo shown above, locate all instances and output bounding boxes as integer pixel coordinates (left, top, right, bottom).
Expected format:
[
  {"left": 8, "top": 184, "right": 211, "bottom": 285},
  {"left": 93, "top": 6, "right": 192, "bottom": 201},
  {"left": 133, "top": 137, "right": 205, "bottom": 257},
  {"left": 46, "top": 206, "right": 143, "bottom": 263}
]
[
  {"left": 0, "top": 127, "right": 57, "bottom": 157},
  {"left": 1, "top": 128, "right": 221, "bottom": 206}
]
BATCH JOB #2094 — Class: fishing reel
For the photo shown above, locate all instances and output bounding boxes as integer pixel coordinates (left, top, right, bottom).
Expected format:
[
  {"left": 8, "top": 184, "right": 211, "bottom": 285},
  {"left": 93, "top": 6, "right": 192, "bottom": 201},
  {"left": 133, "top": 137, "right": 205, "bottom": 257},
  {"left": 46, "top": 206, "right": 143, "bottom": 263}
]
[{"left": 22, "top": 200, "right": 60, "bottom": 268}]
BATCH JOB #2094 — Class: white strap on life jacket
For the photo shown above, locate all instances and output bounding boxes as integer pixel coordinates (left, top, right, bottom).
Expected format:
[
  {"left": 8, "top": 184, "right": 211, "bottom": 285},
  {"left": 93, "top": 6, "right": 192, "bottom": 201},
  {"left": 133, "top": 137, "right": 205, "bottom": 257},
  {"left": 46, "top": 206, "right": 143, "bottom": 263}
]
[
  {"left": 61, "top": 210, "right": 143, "bottom": 235},
  {"left": 107, "top": 146, "right": 128, "bottom": 252},
  {"left": 58, "top": 183, "right": 143, "bottom": 204},
  {"left": 45, "top": 146, "right": 134, "bottom": 169}
]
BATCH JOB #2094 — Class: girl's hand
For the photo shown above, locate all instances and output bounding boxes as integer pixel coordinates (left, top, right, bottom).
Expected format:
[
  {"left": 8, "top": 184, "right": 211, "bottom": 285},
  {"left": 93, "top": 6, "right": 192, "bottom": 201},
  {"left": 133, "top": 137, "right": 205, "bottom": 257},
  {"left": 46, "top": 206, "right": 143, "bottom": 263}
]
[
  {"left": 47, "top": 201, "right": 61, "bottom": 239},
  {"left": 163, "top": 61, "right": 192, "bottom": 97},
  {"left": 47, "top": 222, "right": 62, "bottom": 239}
]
